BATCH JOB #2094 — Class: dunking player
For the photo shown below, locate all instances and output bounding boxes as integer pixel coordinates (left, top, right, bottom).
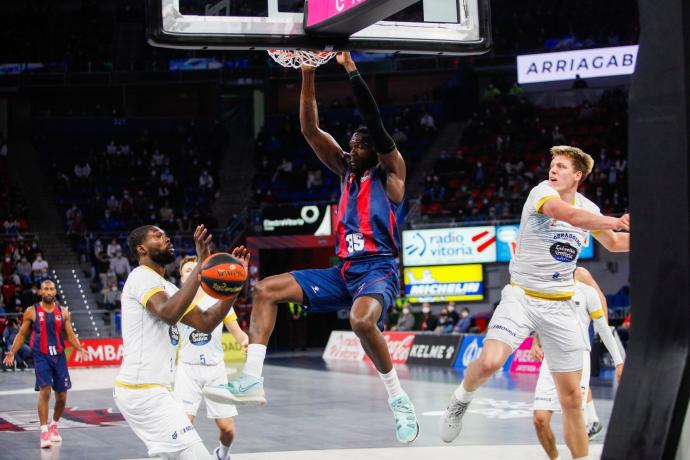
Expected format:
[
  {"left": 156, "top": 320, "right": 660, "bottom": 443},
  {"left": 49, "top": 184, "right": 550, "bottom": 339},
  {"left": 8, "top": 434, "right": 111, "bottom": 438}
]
[
  {"left": 3, "top": 279, "right": 85, "bottom": 449},
  {"left": 205, "top": 52, "right": 419, "bottom": 443},
  {"left": 439, "top": 146, "right": 630, "bottom": 460},
  {"left": 174, "top": 255, "right": 249, "bottom": 460},
  {"left": 531, "top": 267, "right": 624, "bottom": 460},
  {"left": 113, "top": 225, "right": 249, "bottom": 459}
]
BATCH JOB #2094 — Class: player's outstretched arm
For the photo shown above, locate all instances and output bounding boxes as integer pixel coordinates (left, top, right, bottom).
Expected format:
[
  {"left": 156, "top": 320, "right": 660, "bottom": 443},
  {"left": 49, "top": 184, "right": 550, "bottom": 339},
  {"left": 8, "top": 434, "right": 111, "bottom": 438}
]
[
  {"left": 3, "top": 308, "right": 34, "bottom": 366},
  {"left": 299, "top": 65, "right": 346, "bottom": 176},
  {"left": 338, "top": 52, "right": 406, "bottom": 203},
  {"left": 146, "top": 225, "right": 213, "bottom": 325},
  {"left": 179, "top": 246, "right": 250, "bottom": 333},
  {"left": 541, "top": 199, "right": 629, "bottom": 233},
  {"left": 592, "top": 224, "right": 630, "bottom": 252}
]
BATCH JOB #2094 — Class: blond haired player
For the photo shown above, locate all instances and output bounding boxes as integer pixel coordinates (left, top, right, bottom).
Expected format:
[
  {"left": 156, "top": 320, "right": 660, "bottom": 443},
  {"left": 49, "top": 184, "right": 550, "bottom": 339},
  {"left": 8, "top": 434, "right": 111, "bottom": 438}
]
[
  {"left": 531, "top": 267, "right": 624, "bottom": 460},
  {"left": 113, "top": 224, "right": 249, "bottom": 459},
  {"left": 174, "top": 255, "right": 249, "bottom": 460},
  {"left": 440, "top": 146, "right": 630, "bottom": 460}
]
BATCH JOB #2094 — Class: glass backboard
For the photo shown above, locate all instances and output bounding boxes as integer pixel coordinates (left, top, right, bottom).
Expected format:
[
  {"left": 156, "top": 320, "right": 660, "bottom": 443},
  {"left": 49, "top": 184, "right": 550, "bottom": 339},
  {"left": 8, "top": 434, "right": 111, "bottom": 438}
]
[{"left": 145, "top": 0, "right": 491, "bottom": 55}]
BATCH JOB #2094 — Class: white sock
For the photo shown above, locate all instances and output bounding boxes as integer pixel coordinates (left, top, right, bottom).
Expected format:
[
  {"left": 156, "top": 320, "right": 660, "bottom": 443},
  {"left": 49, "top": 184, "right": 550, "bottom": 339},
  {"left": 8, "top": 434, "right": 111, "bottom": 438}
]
[
  {"left": 243, "top": 344, "right": 267, "bottom": 378},
  {"left": 218, "top": 442, "right": 231, "bottom": 458},
  {"left": 40, "top": 425, "right": 48, "bottom": 433},
  {"left": 585, "top": 400, "right": 599, "bottom": 424},
  {"left": 553, "top": 456, "right": 561, "bottom": 460},
  {"left": 453, "top": 380, "right": 476, "bottom": 403},
  {"left": 379, "top": 368, "right": 405, "bottom": 399}
]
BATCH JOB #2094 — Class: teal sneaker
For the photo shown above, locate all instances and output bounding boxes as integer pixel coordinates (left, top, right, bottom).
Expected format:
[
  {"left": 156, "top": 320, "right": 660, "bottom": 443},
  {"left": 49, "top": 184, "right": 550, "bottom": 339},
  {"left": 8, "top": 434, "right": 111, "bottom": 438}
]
[
  {"left": 389, "top": 393, "right": 420, "bottom": 443},
  {"left": 203, "top": 373, "right": 266, "bottom": 406}
]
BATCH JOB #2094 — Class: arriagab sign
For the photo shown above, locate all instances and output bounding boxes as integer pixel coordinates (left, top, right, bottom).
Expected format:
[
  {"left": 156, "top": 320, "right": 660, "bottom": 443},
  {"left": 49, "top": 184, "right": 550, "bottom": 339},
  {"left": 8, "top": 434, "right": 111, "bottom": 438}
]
[
  {"left": 517, "top": 45, "right": 638, "bottom": 84},
  {"left": 261, "top": 204, "right": 332, "bottom": 236}
]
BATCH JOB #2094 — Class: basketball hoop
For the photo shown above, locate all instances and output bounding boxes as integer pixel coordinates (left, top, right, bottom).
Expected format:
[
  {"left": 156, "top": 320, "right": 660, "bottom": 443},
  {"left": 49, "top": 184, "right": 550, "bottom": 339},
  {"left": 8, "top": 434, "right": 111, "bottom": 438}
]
[{"left": 267, "top": 49, "right": 336, "bottom": 69}]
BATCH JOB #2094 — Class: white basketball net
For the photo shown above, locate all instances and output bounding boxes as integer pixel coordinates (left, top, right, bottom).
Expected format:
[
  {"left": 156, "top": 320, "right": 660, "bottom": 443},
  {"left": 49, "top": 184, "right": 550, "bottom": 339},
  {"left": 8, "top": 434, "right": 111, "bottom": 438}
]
[{"left": 267, "top": 49, "right": 336, "bottom": 69}]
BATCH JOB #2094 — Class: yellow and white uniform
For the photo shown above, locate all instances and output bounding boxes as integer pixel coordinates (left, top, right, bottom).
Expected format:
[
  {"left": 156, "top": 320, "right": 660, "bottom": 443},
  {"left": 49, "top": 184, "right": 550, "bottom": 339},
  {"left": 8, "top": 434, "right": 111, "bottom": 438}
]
[
  {"left": 174, "top": 293, "right": 238, "bottom": 419},
  {"left": 113, "top": 265, "right": 203, "bottom": 457},
  {"left": 486, "top": 181, "right": 601, "bottom": 372},
  {"left": 533, "top": 282, "right": 604, "bottom": 411}
]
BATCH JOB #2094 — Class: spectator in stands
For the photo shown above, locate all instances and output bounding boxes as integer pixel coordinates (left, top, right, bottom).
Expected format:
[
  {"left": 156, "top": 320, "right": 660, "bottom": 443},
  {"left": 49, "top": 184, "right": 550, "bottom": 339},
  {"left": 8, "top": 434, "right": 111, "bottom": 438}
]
[
  {"left": 572, "top": 74, "right": 588, "bottom": 89},
  {"left": 160, "top": 168, "right": 175, "bottom": 185},
  {"left": 446, "top": 301, "right": 460, "bottom": 326},
  {"left": 3, "top": 317, "right": 32, "bottom": 369},
  {"left": 306, "top": 169, "right": 323, "bottom": 190},
  {"left": 109, "top": 251, "right": 131, "bottom": 282},
  {"left": 2, "top": 255, "right": 13, "bottom": 278},
  {"left": 453, "top": 307, "right": 472, "bottom": 333},
  {"left": 106, "top": 238, "right": 122, "bottom": 259},
  {"left": 67, "top": 214, "right": 87, "bottom": 252},
  {"left": 73, "top": 160, "right": 92, "bottom": 183},
  {"left": 391, "top": 127, "right": 408, "bottom": 147},
  {"left": 199, "top": 170, "right": 214, "bottom": 192},
  {"left": 420, "top": 111, "right": 436, "bottom": 132},
  {"left": 16, "top": 256, "right": 32, "bottom": 286},
  {"left": 98, "top": 210, "right": 123, "bottom": 231},
  {"left": 418, "top": 303, "right": 438, "bottom": 332},
  {"left": 99, "top": 280, "right": 121, "bottom": 312},
  {"left": 392, "top": 304, "right": 415, "bottom": 331},
  {"left": 617, "top": 310, "right": 631, "bottom": 348},
  {"left": 20, "top": 284, "right": 40, "bottom": 310},
  {"left": 435, "top": 309, "right": 454, "bottom": 334},
  {"left": 31, "top": 253, "right": 49, "bottom": 284}
]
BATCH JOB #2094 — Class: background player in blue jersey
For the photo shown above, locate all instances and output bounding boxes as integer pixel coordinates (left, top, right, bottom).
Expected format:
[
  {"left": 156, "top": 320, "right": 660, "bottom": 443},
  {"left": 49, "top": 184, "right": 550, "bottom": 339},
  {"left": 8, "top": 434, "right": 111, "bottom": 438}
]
[
  {"left": 3, "top": 280, "right": 85, "bottom": 449},
  {"left": 205, "top": 52, "right": 418, "bottom": 443}
]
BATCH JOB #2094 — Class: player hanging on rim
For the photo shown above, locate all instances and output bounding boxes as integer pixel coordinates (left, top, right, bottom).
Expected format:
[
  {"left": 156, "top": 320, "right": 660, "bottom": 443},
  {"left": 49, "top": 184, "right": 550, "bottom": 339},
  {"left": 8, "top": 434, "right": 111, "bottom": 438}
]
[
  {"left": 173, "top": 255, "right": 249, "bottom": 460},
  {"left": 205, "top": 52, "right": 419, "bottom": 443},
  {"left": 439, "top": 146, "right": 630, "bottom": 460},
  {"left": 531, "top": 267, "right": 625, "bottom": 460},
  {"left": 3, "top": 279, "right": 85, "bottom": 449},
  {"left": 113, "top": 224, "right": 249, "bottom": 459}
]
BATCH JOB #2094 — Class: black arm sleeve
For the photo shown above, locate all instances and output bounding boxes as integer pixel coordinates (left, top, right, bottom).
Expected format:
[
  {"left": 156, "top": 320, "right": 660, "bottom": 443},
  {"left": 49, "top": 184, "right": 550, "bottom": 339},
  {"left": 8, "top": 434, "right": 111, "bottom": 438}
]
[{"left": 348, "top": 70, "right": 396, "bottom": 154}]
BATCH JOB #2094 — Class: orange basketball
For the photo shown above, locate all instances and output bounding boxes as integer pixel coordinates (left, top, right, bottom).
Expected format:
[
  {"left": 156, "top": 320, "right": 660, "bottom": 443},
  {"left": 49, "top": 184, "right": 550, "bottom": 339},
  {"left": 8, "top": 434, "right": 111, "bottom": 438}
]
[{"left": 198, "top": 252, "right": 247, "bottom": 300}]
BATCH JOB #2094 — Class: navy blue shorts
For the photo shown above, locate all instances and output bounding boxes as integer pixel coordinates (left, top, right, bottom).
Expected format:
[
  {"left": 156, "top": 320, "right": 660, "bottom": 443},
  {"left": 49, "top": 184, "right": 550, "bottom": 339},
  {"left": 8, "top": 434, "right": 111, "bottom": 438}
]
[
  {"left": 34, "top": 353, "right": 72, "bottom": 392},
  {"left": 291, "top": 257, "right": 399, "bottom": 323}
]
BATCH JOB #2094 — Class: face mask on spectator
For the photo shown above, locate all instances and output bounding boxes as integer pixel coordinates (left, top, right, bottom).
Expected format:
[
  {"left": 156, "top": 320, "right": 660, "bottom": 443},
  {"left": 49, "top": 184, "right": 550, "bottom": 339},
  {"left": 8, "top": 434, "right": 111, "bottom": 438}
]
[
  {"left": 36, "top": 256, "right": 42, "bottom": 261},
  {"left": 402, "top": 308, "right": 410, "bottom": 315},
  {"left": 447, "top": 305, "right": 455, "bottom": 312},
  {"left": 4, "top": 257, "right": 9, "bottom": 263},
  {"left": 422, "top": 306, "right": 430, "bottom": 314},
  {"left": 111, "top": 285, "right": 118, "bottom": 291}
]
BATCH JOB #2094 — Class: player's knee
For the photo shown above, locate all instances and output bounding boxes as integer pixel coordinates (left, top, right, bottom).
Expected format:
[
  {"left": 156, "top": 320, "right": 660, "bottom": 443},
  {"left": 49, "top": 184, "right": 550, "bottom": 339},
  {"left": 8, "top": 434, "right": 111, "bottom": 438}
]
[
  {"left": 55, "top": 392, "right": 67, "bottom": 403},
  {"left": 558, "top": 388, "right": 582, "bottom": 413},
  {"left": 252, "top": 280, "right": 277, "bottom": 304},
  {"left": 533, "top": 412, "right": 550, "bottom": 433},
  {"left": 349, "top": 314, "right": 375, "bottom": 336},
  {"left": 474, "top": 353, "right": 503, "bottom": 377}
]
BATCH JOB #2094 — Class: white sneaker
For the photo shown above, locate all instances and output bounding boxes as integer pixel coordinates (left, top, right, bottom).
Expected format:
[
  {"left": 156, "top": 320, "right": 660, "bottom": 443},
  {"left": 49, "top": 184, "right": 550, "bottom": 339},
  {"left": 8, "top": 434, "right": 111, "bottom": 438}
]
[{"left": 439, "top": 395, "right": 470, "bottom": 443}]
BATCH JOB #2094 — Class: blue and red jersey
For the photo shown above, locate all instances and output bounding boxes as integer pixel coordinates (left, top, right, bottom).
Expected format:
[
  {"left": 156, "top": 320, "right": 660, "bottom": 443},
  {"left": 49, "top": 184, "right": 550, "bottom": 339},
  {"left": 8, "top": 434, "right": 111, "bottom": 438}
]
[
  {"left": 336, "top": 166, "right": 401, "bottom": 260},
  {"left": 30, "top": 304, "right": 66, "bottom": 356}
]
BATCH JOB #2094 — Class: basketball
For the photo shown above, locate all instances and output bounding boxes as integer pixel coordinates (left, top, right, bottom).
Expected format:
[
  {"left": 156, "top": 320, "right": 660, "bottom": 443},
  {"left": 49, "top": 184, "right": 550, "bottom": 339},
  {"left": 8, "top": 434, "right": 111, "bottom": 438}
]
[{"left": 198, "top": 252, "right": 247, "bottom": 300}]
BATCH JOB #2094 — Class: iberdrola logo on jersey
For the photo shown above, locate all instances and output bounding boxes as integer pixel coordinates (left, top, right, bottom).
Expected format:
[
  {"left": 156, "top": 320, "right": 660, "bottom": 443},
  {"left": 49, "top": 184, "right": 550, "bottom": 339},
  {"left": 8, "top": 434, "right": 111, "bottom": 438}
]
[{"left": 189, "top": 330, "right": 211, "bottom": 346}]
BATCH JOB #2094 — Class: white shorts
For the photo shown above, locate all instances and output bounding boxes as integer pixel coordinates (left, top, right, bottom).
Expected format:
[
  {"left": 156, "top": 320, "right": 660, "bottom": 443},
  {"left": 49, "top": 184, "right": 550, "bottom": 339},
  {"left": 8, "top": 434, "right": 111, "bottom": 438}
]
[
  {"left": 173, "top": 361, "right": 238, "bottom": 419},
  {"left": 533, "top": 351, "right": 591, "bottom": 412},
  {"left": 486, "top": 285, "right": 588, "bottom": 372},
  {"left": 113, "top": 384, "right": 203, "bottom": 457}
]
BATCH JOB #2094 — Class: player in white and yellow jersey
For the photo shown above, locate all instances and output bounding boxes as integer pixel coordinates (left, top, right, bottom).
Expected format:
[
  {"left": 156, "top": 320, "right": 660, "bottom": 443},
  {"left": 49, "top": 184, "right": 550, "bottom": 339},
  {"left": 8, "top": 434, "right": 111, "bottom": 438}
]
[
  {"left": 113, "top": 224, "right": 249, "bottom": 459},
  {"left": 440, "top": 146, "right": 630, "bottom": 460},
  {"left": 174, "top": 255, "right": 249, "bottom": 460},
  {"left": 531, "top": 267, "right": 624, "bottom": 460}
]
